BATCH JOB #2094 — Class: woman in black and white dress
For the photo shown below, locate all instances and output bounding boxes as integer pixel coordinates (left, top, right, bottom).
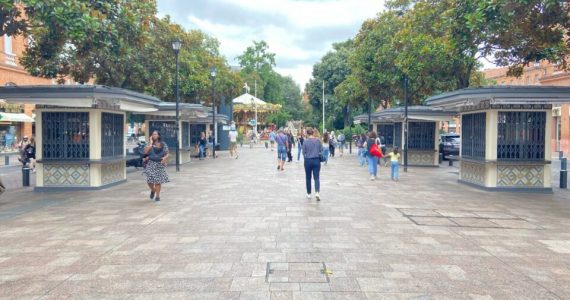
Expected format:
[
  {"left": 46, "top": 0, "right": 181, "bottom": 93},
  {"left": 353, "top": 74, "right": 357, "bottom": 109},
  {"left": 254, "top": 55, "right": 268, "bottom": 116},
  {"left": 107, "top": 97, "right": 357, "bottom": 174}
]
[{"left": 143, "top": 130, "right": 170, "bottom": 201}]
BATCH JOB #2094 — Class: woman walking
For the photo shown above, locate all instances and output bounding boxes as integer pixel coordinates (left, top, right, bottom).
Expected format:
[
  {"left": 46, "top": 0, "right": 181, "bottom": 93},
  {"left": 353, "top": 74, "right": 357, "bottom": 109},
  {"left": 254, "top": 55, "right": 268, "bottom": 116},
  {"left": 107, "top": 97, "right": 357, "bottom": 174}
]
[
  {"left": 143, "top": 130, "right": 170, "bottom": 202},
  {"left": 322, "top": 132, "right": 330, "bottom": 165},
  {"left": 365, "top": 131, "right": 379, "bottom": 180},
  {"left": 302, "top": 128, "right": 323, "bottom": 201}
]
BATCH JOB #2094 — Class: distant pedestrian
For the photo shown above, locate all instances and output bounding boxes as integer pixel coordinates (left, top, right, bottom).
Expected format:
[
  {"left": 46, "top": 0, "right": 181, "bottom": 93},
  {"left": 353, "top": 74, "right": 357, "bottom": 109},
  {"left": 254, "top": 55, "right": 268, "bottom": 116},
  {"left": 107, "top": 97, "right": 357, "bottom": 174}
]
[
  {"left": 388, "top": 147, "right": 401, "bottom": 181},
  {"left": 302, "top": 128, "right": 323, "bottom": 201},
  {"left": 17, "top": 135, "right": 29, "bottom": 165},
  {"left": 297, "top": 131, "right": 305, "bottom": 162},
  {"left": 0, "top": 177, "right": 5, "bottom": 195},
  {"left": 24, "top": 137, "right": 36, "bottom": 172},
  {"left": 275, "top": 129, "right": 289, "bottom": 171},
  {"left": 357, "top": 133, "right": 367, "bottom": 167},
  {"left": 337, "top": 132, "right": 345, "bottom": 157},
  {"left": 229, "top": 129, "right": 239, "bottom": 159},
  {"left": 286, "top": 129, "right": 294, "bottom": 162},
  {"left": 269, "top": 131, "right": 276, "bottom": 151},
  {"left": 329, "top": 131, "right": 336, "bottom": 158},
  {"left": 207, "top": 131, "right": 214, "bottom": 158},
  {"left": 143, "top": 130, "right": 170, "bottom": 202},
  {"left": 364, "top": 131, "right": 379, "bottom": 180},
  {"left": 198, "top": 132, "right": 207, "bottom": 160},
  {"left": 322, "top": 132, "right": 330, "bottom": 165}
]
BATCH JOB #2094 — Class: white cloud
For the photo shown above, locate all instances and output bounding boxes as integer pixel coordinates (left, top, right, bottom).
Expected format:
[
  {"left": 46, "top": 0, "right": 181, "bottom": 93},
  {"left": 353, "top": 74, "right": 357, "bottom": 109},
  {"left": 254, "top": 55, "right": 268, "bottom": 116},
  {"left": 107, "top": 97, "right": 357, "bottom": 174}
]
[{"left": 158, "top": 0, "right": 386, "bottom": 88}]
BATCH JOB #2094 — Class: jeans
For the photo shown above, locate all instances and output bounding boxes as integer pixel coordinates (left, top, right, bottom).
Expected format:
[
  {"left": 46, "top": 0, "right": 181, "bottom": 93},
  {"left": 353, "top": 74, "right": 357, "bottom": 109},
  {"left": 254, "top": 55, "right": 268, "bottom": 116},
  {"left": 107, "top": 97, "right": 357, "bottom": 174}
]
[
  {"left": 304, "top": 158, "right": 321, "bottom": 194},
  {"left": 199, "top": 145, "right": 205, "bottom": 158},
  {"left": 322, "top": 148, "right": 330, "bottom": 163},
  {"left": 277, "top": 146, "right": 287, "bottom": 161},
  {"left": 391, "top": 161, "right": 399, "bottom": 180},
  {"left": 357, "top": 148, "right": 365, "bottom": 166},
  {"left": 367, "top": 155, "right": 378, "bottom": 176},
  {"left": 297, "top": 144, "right": 303, "bottom": 161}
]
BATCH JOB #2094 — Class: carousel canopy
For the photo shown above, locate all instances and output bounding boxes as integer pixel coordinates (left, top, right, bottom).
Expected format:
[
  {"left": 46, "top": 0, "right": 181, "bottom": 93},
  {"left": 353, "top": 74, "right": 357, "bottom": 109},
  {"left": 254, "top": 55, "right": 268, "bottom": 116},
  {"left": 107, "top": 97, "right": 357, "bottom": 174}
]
[{"left": 232, "top": 93, "right": 281, "bottom": 112}]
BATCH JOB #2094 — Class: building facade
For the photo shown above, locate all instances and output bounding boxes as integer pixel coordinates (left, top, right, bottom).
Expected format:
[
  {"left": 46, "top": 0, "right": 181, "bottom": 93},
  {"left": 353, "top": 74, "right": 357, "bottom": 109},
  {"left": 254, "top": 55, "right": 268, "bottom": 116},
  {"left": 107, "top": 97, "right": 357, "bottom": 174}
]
[
  {"left": 0, "top": 33, "right": 53, "bottom": 152},
  {"left": 483, "top": 61, "right": 570, "bottom": 154}
]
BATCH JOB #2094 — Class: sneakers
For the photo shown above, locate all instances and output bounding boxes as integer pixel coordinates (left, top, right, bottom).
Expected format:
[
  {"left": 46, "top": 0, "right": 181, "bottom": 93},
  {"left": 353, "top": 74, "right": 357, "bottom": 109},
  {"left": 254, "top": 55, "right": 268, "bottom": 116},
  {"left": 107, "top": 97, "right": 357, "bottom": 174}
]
[
  {"left": 155, "top": 197, "right": 160, "bottom": 202},
  {"left": 370, "top": 175, "right": 375, "bottom": 181},
  {"left": 150, "top": 191, "right": 155, "bottom": 200},
  {"left": 315, "top": 193, "right": 320, "bottom": 201},
  {"left": 307, "top": 194, "right": 311, "bottom": 199}
]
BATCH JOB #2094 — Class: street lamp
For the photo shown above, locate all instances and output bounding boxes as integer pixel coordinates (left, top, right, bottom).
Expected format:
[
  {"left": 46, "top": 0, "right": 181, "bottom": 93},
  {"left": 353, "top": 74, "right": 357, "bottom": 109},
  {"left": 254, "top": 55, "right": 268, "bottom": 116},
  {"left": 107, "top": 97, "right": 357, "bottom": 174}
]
[
  {"left": 403, "top": 74, "right": 409, "bottom": 173},
  {"left": 172, "top": 38, "right": 182, "bottom": 172},
  {"left": 250, "top": 97, "right": 258, "bottom": 139},
  {"left": 210, "top": 67, "right": 217, "bottom": 159}
]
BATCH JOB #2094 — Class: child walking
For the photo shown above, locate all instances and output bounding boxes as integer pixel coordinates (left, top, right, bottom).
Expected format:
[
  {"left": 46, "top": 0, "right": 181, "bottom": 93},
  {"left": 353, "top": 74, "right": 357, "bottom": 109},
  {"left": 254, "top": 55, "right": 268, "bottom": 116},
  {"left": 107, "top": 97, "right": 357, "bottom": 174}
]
[{"left": 388, "top": 147, "right": 401, "bottom": 181}]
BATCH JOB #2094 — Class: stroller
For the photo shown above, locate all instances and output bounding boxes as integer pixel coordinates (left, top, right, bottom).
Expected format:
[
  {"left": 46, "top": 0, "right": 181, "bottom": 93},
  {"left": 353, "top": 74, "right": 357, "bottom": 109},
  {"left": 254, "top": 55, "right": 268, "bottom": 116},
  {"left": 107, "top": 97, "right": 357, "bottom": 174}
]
[{"left": 126, "top": 141, "right": 147, "bottom": 169}]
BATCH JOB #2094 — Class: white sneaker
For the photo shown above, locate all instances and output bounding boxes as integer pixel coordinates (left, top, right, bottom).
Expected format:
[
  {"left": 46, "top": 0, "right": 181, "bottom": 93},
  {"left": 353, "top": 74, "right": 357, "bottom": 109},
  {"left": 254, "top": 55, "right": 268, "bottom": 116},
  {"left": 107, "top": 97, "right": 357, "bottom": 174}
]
[
  {"left": 315, "top": 193, "right": 320, "bottom": 201},
  {"left": 307, "top": 194, "right": 311, "bottom": 199},
  {"left": 370, "top": 176, "right": 375, "bottom": 181}
]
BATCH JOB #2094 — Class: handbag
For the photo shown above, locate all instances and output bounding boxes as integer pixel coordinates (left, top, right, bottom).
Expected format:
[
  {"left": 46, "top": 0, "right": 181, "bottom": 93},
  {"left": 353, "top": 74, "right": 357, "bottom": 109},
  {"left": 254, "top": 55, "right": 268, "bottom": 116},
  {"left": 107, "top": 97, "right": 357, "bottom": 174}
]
[
  {"left": 320, "top": 152, "right": 326, "bottom": 162},
  {"left": 370, "top": 143, "right": 382, "bottom": 158}
]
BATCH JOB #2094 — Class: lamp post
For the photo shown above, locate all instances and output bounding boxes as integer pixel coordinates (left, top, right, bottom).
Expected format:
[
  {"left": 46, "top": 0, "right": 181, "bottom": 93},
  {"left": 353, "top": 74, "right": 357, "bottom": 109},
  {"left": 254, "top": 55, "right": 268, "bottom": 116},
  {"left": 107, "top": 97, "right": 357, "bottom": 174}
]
[
  {"left": 322, "top": 80, "right": 325, "bottom": 133},
  {"left": 250, "top": 97, "right": 258, "bottom": 138},
  {"left": 367, "top": 89, "right": 372, "bottom": 132},
  {"left": 172, "top": 38, "right": 182, "bottom": 172},
  {"left": 210, "top": 67, "right": 217, "bottom": 159},
  {"left": 403, "top": 74, "right": 409, "bottom": 173}
]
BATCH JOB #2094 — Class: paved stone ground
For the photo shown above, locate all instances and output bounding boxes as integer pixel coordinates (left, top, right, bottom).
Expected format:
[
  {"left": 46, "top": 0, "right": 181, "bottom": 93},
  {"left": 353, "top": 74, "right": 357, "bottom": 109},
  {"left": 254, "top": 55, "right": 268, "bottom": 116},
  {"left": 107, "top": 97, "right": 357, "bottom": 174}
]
[{"left": 1, "top": 146, "right": 570, "bottom": 299}]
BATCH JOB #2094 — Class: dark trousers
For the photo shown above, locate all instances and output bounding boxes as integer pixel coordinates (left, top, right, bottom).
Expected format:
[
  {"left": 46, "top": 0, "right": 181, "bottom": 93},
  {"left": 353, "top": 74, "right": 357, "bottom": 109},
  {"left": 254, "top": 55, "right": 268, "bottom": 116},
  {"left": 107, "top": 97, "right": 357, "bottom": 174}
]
[
  {"left": 287, "top": 147, "right": 293, "bottom": 162},
  {"left": 329, "top": 144, "right": 335, "bottom": 157},
  {"left": 304, "top": 158, "right": 321, "bottom": 194}
]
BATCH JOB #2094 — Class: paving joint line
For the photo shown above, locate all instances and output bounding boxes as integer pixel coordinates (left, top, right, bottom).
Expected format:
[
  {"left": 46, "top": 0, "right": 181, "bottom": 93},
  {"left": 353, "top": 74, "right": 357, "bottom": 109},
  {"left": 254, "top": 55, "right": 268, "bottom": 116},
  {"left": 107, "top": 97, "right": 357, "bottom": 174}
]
[
  {"left": 450, "top": 227, "right": 563, "bottom": 300},
  {"left": 38, "top": 211, "right": 169, "bottom": 299}
]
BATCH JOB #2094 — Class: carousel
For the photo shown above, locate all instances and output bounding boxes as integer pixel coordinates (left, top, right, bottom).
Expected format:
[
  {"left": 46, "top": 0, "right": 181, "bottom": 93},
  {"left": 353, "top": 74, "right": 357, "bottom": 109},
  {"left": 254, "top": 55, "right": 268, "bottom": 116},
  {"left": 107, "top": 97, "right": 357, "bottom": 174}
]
[{"left": 232, "top": 92, "right": 281, "bottom": 134}]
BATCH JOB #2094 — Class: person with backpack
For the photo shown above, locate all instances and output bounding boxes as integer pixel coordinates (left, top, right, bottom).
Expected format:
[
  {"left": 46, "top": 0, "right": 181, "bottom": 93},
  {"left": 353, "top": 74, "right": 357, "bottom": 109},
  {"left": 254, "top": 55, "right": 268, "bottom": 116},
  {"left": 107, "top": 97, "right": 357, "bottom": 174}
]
[
  {"left": 275, "top": 129, "right": 289, "bottom": 171},
  {"left": 364, "top": 131, "right": 383, "bottom": 180}
]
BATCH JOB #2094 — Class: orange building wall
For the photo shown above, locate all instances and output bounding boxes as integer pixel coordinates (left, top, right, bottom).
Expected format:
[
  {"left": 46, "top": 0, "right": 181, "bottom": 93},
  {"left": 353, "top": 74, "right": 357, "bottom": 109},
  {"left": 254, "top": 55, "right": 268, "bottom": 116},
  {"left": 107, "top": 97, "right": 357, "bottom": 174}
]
[{"left": 1, "top": 34, "right": 53, "bottom": 141}]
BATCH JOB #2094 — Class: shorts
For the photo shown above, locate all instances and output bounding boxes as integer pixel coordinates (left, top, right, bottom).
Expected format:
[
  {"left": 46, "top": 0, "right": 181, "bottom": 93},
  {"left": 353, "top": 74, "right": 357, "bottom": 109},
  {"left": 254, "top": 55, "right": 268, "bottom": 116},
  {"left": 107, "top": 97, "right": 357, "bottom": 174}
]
[{"left": 277, "top": 146, "right": 287, "bottom": 161}]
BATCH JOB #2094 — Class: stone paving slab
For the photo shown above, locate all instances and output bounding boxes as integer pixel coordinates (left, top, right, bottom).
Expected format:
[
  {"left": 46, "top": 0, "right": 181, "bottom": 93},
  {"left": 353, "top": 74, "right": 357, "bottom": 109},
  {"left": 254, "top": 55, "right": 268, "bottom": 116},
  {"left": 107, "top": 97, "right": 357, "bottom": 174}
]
[{"left": 1, "top": 146, "right": 570, "bottom": 299}]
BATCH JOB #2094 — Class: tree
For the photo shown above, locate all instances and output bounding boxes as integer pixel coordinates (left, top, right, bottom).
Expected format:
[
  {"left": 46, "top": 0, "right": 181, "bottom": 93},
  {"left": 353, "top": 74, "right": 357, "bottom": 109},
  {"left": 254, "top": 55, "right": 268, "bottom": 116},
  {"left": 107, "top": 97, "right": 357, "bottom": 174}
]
[
  {"left": 236, "top": 40, "right": 276, "bottom": 75},
  {"left": 470, "top": 0, "right": 570, "bottom": 76},
  {"left": 266, "top": 110, "right": 292, "bottom": 128},
  {"left": 15, "top": 0, "right": 156, "bottom": 83},
  {"left": 306, "top": 40, "right": 355, "bottom": 130}
]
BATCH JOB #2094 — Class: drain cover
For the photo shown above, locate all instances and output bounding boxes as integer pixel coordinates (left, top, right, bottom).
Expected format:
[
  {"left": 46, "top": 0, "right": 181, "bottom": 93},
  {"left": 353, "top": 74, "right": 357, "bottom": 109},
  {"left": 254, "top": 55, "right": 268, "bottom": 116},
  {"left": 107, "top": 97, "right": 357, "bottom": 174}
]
[{"left": 266, "top": 262, "right": 330, "bottom": 283}]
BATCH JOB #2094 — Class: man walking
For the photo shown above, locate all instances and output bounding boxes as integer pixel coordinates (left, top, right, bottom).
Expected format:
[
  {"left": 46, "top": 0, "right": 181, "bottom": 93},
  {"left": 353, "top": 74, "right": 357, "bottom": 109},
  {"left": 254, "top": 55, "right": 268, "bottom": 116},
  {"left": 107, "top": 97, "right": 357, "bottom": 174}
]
[{"left": 275, "top": 129, "right": 289, "bottom": 171}]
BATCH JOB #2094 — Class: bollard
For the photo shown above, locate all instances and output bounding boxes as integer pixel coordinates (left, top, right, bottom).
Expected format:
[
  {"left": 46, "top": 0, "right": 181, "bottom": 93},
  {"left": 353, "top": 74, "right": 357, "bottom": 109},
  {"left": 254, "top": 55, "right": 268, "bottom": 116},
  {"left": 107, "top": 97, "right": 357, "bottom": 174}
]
[
  {"left": 448, "top": 159, "right": 453, "bottom": 167},
  {"left": 4, "top": 156, "right": 8, "bottom": 166},
  {"left": 439, "top": 153, "right": 443, "bottom": 164},
  {"left": 22, "top": 167, "right": 30, "bottom": 187},
  {"left": 561, "top": 158, "right": 568, "bottom": 189}
]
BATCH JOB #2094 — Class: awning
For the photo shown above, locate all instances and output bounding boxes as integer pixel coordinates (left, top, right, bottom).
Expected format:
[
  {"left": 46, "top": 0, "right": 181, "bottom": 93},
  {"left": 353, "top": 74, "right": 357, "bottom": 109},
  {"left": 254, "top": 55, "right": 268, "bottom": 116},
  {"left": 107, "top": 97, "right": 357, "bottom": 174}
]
[{"left": 0, "top": 112, "right": 34, "bottom": 122}]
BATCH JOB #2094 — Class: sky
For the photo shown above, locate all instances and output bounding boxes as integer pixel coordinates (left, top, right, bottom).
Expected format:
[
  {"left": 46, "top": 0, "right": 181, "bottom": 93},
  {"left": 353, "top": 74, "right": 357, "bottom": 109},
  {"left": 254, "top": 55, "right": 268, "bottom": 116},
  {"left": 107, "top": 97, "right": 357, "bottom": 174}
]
[{"left": 157, "top": 0, "right": 387, "bottom": 89}]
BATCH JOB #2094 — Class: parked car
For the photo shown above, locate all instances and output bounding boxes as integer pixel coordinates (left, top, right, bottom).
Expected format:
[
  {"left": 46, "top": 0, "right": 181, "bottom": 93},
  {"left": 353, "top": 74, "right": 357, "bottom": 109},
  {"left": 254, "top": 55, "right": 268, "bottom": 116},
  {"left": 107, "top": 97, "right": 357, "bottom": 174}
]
[{"left": 439, "top": 133, "right": 460, "bottom": 159}]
